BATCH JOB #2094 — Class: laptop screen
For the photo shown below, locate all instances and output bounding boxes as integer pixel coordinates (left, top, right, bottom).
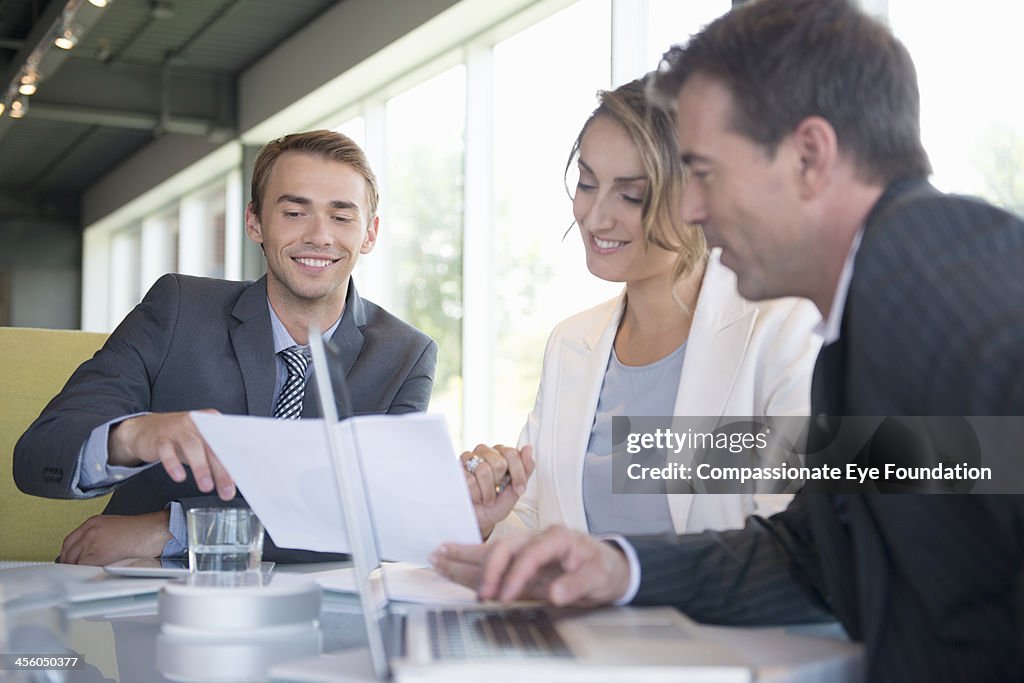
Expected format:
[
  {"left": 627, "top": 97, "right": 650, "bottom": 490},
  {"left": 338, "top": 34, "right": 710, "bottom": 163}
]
[{"left": 309, "top": 328, "right": 400, "bottom": 680}]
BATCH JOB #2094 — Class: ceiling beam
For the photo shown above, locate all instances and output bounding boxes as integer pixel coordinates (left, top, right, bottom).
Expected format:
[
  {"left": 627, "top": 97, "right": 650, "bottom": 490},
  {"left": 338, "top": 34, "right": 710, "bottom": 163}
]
[
  {"left": 6, "top": 57, "right": 236, "bottom": 139},
  {"left": 31, "top": 58, "right": 229, "bottom": 111},
  {"left": 28, "top": 101, "right": 233, "bottom": 139}
]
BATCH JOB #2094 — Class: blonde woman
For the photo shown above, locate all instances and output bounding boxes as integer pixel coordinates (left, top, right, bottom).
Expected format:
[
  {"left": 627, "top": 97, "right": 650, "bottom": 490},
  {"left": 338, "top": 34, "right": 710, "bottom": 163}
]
[{"left": 463, "top": 77, "right": 820, "bottom": 540}]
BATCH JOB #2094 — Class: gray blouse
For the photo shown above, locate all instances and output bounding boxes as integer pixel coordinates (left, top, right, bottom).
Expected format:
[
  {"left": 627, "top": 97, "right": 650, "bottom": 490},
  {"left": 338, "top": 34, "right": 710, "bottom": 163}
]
[{"left": 582, "top": 341, "right": 686, "bottom": 535}]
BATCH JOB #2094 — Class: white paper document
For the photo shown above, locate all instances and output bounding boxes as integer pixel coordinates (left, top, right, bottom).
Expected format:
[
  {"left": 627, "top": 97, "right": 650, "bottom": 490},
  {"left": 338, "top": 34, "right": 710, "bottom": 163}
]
[
  {"left": 190, "top": 412, "right": 481, "bottom": 565},
  {"left": 312, "top": 562, "right": 478, "bottom": 605}
]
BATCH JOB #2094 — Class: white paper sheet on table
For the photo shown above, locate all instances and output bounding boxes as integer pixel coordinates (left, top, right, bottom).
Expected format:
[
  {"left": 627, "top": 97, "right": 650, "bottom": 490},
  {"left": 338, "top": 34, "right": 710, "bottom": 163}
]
[
  {"left": 190, "top": 412, "right": 481, "bottom": 565},
  {"left": 312, "top": 562, "right": 478, "bottom": 605}
]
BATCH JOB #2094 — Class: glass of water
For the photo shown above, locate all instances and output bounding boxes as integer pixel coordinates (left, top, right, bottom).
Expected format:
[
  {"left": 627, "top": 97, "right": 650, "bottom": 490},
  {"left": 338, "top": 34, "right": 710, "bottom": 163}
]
[{"left": 186, "top": 508, "right": 264, "bottom": 573}]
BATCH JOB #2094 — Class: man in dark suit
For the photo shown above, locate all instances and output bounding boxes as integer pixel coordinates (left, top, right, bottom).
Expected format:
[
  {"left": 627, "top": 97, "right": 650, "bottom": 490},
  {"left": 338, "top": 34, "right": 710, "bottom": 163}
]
[
  {"left": 14, "top": 129, "right": 437, "bottom": 565},
  {"left": 431, "top": 1, "right": 1024, "bottom": 679}
]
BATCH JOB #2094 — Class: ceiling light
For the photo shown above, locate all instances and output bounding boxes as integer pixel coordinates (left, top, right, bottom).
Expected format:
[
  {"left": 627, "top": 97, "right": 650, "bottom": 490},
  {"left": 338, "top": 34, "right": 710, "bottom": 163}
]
[
  {"left": 9, "top": 96, "right": 28, "bottom": 119},
  {"left": 54, "top": 23, "right": 82, "bottom": 50},
  {"left": 18, "top": 69, "right": 39, "bottom": 96},
  {"left": 0, "top": 101, "right": 6, "bottom": 117},
  {"left": 4, "top": 0, "right": 105, "bottom": 120}
]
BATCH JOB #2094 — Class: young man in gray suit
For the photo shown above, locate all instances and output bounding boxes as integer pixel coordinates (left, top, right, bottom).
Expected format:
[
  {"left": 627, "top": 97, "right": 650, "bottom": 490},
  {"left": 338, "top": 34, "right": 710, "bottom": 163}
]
[
  {"left": 15, "top": 130, "right": 437, "bottom": 565},
  {"left": 432, "top": 0, "right": 1024, "bottom": 679}
]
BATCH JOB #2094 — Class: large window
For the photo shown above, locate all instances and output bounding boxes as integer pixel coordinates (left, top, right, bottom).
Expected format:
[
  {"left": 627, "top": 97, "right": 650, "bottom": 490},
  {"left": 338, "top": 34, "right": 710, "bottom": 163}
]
[
  {"left": 645, "top": 0, "right": 728, "bottom": 69},
  {"left": 179, "top": 182, "right": 227, "bottom": 280},
  {"left": 888, "top": 1, "right": 1024, "bottom": 218},
  {"left": 85, "top": 174, "right": 240, "bottom": 330},
  {"left": 383, "top": 66, "right": 467, "bottom": 436},
  {"left": 140, "top": 207, "right": 179, "bottom": 296},
  {"left": 485, "top": 0, "right": 617, "bottom": 445},
  {"left": 108, "top": 226, "right": 141, "bottom": 325}
]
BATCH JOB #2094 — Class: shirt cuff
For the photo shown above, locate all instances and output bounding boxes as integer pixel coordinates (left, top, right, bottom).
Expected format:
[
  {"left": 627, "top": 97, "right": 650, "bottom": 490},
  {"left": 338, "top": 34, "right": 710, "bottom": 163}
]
[
  {"left": 78, "top": 413, "right": 154, "bottom": 491},
  {"left": 596, "top": 533, "right": 640, "bottom": 605},
  {"left": 162, "top": 502, "right": 188, "bottom": 557}
]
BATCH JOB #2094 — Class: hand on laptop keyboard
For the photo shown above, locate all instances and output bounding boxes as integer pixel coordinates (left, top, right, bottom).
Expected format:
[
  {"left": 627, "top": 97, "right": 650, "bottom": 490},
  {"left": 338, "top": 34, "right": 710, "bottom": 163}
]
[{"left": 430, "top": 525, "right": 631, "bottom": 606}]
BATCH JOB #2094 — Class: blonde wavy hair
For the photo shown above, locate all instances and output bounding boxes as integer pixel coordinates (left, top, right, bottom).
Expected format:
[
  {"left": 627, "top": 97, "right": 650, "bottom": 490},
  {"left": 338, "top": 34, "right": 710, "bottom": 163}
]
[{"left": 565, "top": 75, "right": 707, "bottom": 281}]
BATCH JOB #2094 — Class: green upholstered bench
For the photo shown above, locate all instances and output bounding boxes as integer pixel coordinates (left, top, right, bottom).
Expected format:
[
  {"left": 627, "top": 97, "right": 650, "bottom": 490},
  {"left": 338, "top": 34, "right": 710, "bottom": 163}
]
[{"left": 1, "top": 326, "right": 111, "bottom": 562}]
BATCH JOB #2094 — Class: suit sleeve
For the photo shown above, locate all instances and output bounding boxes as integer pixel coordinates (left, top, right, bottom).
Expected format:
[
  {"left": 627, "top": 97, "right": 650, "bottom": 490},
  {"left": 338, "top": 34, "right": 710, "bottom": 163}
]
[
  {"left": 13, "top": 274, "right": 181, "bottom": 499},
  {"left": 630, "top": 495, "right": 834, "bottom": 625},
  {"left": 386, "top": 338, "right": 438, "bottom": 414}
]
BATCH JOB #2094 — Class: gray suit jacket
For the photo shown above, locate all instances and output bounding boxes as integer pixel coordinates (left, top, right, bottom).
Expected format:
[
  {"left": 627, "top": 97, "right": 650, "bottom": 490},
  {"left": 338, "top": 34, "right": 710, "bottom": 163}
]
[
  {"left": 14, "top": 273, "right": 437, "bottom": 562},
  {"left": 628, "top": 181, "right": 1024, "bottom": 681}
]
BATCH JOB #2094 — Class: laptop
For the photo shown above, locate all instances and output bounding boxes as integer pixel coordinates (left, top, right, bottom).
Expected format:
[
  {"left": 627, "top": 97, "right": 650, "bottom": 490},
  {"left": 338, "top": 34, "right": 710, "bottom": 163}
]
[{"left": 307, "top": 328, "right": 752, "bottom": 682}]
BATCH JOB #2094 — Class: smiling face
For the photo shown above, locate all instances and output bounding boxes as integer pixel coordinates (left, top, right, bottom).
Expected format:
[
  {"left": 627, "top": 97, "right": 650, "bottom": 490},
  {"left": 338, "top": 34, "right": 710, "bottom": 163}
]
[
  {"left": 245, "top": 151, "right": 378, "bottom": 319},
  {"left": 674, "top": 73, "right": 812, "bottom": 302},
  {"left": 573, "top": 116, "right": 678, "bottom": 286}
]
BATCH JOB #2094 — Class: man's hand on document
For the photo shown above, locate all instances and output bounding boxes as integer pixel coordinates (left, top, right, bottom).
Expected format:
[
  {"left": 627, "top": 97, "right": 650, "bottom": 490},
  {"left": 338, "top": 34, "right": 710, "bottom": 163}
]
[
  {"left": 108, "top": 410, "right": 236, "bottom": 500},
  {"left": 430, "top": 525, "right": 630, "bottom": 607}
]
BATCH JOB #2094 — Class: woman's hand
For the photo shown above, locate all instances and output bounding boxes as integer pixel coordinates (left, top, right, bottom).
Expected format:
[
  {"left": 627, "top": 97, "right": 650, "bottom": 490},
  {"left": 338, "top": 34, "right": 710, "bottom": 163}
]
[{"left": 460, "top": 444, "right": 534, "bottom": 539}]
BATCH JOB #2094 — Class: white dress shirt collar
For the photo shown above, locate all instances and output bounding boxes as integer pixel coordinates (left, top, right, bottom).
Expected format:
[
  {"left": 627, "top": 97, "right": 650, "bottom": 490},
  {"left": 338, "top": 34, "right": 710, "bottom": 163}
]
[{"left": 813, "top": 226, "right": 865, "bottom": 345}]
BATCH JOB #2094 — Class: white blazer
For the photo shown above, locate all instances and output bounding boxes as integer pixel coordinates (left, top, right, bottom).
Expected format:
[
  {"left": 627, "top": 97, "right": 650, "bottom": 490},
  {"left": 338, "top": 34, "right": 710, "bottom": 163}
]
[{"left": 494, "top": 251, "right": 822, "bottom": 538}]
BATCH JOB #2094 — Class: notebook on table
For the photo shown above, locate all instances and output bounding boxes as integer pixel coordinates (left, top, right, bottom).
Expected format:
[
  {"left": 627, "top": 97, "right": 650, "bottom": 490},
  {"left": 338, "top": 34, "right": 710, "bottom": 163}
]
[{"left": 305, "top": 327, "right": 752, "bottom": 683}]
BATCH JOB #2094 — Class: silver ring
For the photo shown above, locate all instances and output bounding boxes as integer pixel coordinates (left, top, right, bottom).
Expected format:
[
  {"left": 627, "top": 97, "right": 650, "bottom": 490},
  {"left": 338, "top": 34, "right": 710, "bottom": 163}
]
[{"left": 464, "top": 455, "right": 485, "bottom": 474}]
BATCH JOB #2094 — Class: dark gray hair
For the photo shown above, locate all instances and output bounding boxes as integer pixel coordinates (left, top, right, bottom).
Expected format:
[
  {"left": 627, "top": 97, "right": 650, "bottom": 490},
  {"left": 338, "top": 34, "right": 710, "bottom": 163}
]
[{"left": 652, "top": 0, "right": 931, "bottom": 185}]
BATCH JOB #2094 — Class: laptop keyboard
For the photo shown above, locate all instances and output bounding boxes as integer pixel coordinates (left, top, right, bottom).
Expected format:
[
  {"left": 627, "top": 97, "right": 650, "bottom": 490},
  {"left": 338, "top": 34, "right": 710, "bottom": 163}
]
[{"left": 428, "top": 608, "right": 573, "bottom": 660}]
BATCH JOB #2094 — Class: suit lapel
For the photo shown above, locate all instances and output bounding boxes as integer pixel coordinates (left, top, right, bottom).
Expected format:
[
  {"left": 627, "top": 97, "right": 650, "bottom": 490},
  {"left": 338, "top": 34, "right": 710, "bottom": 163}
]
[
  {"left": 673, "top": 257, "right": 756, "bottom": 417},
  {"left": 669, "top": 256, "right": 755, "bottom": 530},
  {"left": 330, "top": 278, "right": 367, "bottom": 371},
  {"left": 811, "top": 336, "right": 846, "bottom": 416},
  {"left": 805, "top": 183, "right": 934, "bottom": 648},
  {"left": 552, "top": 293, "right": 623, "bottom": 531},
  {"left": 229, "top": 277, "right": 277, "bottom": 417},
  {"left": 303, "top": 278, "right": 366, "bottom": 418}
]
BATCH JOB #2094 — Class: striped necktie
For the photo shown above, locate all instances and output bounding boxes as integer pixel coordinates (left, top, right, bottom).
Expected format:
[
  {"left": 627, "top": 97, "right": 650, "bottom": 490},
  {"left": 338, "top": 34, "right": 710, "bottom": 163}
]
[{"left": 273, "top": 346, "right": 309, "bottom": 419}]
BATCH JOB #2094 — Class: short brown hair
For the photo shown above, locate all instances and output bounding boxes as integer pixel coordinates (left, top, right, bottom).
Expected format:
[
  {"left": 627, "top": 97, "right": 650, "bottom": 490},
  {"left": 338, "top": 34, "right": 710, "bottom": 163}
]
[
  {"left": 250, "top": 129, "right": 380, "bottom": 222},
  {"left": 567, "top": 76, "right": 706, "bottom": 281},
  {"left": 652, "top": 0, "right": 931, "bottom": 185}
]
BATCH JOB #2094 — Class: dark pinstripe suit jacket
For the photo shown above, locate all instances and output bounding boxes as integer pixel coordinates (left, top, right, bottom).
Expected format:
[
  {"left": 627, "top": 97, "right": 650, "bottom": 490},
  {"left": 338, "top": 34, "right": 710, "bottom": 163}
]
[
  {"left": 628, "top": 180, "right": 1024, "bottom": 681},
  {"left": 14, "top": 273, "right": 437, "bottom": 563}
]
